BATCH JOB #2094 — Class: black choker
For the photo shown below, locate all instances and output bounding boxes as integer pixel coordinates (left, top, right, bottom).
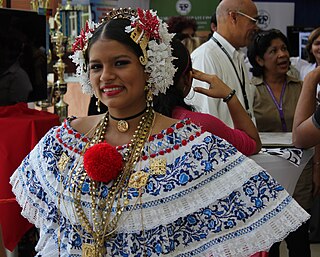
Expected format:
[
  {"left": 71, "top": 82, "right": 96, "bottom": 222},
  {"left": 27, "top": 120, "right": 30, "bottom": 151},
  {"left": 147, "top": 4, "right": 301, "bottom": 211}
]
[{"left": 109, "top": 107, "right": 147, "bottom": 133}]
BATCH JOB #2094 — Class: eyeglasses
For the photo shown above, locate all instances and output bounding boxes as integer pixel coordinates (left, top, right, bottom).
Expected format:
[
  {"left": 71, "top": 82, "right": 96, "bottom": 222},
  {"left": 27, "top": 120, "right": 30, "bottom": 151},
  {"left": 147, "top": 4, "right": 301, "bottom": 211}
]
[
  {"left": 235, "top": 11, "right": 258, "bottom": 24},
  {"left": 255, "top": 29, "right": 283, "bottom": 45}
]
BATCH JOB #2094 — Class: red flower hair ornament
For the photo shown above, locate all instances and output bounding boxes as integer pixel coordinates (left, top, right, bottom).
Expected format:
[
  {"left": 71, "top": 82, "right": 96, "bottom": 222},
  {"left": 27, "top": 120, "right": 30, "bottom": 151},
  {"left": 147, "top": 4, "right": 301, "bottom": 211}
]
[
  {"left": 70, "top": 8, "right": 176, "bottom": 97},
  {"left": 130, "top": 8, "right": 160, "bottom": 40},
  {"left": 83, "top": 143, "right": 123, "bottom": 183},
  {"left": 69, "top": 20, "right": 100, "bottom": 96},
  {"left": 125, "top": 8, "right": 176, "bottom": 95}
]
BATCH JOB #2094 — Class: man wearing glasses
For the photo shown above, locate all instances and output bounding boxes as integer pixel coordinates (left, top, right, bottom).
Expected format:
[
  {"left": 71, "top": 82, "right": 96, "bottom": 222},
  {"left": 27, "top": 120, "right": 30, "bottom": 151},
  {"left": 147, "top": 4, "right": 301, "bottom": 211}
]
[{"left": 188, "top": 0, "right": 259, "bottom": 128}]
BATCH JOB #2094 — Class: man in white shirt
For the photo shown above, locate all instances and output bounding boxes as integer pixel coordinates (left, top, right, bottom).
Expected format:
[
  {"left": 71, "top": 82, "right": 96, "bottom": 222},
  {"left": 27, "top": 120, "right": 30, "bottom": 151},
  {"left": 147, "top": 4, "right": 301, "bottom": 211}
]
[{"left": 189, "top": 0, "right": 259, "bottom": 127}]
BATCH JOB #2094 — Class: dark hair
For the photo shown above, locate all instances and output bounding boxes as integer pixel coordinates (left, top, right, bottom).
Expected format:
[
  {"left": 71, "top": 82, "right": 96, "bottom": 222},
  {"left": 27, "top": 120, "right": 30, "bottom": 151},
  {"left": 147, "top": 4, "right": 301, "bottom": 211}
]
[
  {"left": 85, "top": 18, "right": 144, "bottom": 65},
  {"left": 166, "top": 16, "right": 197, "bottom": 35},
  {"left": 305, "top": 27, "right": 320, "bottom": 64},
  {"left": 85, "top": 18, "right": 145, "bottom": 116},
  {"left": 247, "top": 29, "right": 289, "bottom": 77},
  {"left": 207, "top": 12, "right": 217, "bottom": 40},
  {"left": 153, "top": 38, "right": 193, "bottom": 117},
  {"left": 210, "top": 12, "right": 217, "bottom": 26},
  {"left": 173, "top": 32, "right": 190, "bottom": 41}
]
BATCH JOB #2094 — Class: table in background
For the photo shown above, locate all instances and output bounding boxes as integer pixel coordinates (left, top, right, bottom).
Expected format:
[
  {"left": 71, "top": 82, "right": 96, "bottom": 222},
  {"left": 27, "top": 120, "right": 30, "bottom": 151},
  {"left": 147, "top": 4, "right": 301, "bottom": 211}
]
[
  {"left": 249, "top": 134, "right": 314, "bottom": 257},
  {"left": 0, "top": 103, "right": 60, "bottom": 252},
  {"left": 250, "top": 147, "right": 314, "bottom": 195}
]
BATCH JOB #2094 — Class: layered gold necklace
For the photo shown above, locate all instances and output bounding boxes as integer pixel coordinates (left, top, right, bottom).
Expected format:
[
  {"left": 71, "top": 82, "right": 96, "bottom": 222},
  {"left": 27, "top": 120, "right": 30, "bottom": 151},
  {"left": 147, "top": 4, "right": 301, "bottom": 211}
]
[{"left": 71, "top": 107, "right": 155, "bottom": 257}]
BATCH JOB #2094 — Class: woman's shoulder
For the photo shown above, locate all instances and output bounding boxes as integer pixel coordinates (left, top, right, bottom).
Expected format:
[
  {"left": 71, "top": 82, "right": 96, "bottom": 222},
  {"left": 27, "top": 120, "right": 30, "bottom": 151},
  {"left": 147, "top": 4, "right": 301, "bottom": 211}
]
[
  {"left": 250, "top": 76, "right": 264, "bottom": 86},
  {"left": 69, "top": 114, "right": 104, "bottom": 135},
  {"left": 290, "top": 57, "right": 315, "bottom": 80},
  {"left": 287, "top": 73, "right": 303, "bottom": 87},
  {"left": 173, "top": 106, "right": 218, "bottom": 124},
  {"left": 37, "top": 115, "right": 100, "bottom": 155},
  {"left": 153, "top": 113, "right": 179, "bottom": 134}
]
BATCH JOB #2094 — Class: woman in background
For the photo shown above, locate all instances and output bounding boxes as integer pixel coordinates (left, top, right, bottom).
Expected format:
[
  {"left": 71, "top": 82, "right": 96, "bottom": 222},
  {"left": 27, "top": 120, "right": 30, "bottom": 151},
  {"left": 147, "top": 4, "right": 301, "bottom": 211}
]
[
  {"left": 248, "top": 28, "right": 313, "bottom": 257},
  {"left": 291, "top": 26, "right": 320, "bottom": 245},
  {"left": 293, "top": 66, "right": 320, "bottom": 148},
  {"left": 181, "top": 35, "right": 202, "bottom": 54},
  {"left": 291, "top": 27, "right": 320, "bottom": 81},
  {"left": 293, "top": 66, "right": 320, "bottom": 199},
  {"left": 154, "top": 39, "right": 261, "bottom": 155},
  {"left": 166, "top": 15, "right": 197, "bottom": 37}
]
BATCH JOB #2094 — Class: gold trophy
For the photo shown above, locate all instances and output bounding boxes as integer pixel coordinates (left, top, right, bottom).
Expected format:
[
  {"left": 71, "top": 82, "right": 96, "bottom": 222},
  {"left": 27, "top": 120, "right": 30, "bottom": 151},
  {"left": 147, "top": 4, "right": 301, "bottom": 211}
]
[{"left": 51, "top": 5, "right": 69, "bottom": 123}]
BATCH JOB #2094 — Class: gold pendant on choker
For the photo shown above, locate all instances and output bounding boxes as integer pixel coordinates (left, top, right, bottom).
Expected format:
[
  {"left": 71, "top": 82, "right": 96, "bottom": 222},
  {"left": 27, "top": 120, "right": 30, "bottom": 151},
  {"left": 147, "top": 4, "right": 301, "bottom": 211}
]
[{"left": 117, "top": 120, "right": 129, "bottom": 133}]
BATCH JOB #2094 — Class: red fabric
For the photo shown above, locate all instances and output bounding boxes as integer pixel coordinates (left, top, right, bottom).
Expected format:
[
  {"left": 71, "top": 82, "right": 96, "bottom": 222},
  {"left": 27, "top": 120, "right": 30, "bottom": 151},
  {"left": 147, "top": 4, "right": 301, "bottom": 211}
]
[
  {"left": 251, "top": 252, "right": 269, "bottom": 257},
  {"left": 172, "top": 106, "right": 257, "bottom": 156},
  {"left": 0, "top": 103, "right": 60, "bottom": 251}
]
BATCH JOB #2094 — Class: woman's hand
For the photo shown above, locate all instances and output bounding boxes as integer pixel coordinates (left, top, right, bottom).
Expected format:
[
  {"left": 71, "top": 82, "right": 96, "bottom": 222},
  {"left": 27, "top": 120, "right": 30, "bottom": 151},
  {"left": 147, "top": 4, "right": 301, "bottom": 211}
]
[
  {"left": 192, "top": 69, "right": 233, "bottom": 99},
  {"left": 191, "top": 69, "right": 262, "bottom": 154}
]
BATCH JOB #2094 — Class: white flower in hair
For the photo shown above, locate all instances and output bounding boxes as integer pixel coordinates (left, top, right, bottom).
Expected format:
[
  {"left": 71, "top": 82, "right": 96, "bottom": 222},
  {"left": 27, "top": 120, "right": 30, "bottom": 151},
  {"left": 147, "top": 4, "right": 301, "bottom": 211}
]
[
  {"left": 70, "top": 8, "right": 176, "bottom": 96},
  {"left": 69, "top": 20, "right": 100, "bottom": 95},
  {"left": 126, "top": 8, "right": 177, "bottom": 95}
]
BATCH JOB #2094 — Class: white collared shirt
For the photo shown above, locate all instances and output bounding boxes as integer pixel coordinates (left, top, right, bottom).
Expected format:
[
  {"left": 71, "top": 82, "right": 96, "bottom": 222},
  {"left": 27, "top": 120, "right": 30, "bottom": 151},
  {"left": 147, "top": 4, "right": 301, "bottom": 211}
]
[{"left": 188, "top": 32, "right": 255, "bottom": 127}]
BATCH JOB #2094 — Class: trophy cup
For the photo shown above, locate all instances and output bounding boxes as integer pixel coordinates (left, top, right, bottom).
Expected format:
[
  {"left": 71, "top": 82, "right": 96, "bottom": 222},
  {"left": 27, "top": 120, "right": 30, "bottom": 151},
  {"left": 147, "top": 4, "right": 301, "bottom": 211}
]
[{"left": 51, "top": 5, "right": 69, "bottom": 123}]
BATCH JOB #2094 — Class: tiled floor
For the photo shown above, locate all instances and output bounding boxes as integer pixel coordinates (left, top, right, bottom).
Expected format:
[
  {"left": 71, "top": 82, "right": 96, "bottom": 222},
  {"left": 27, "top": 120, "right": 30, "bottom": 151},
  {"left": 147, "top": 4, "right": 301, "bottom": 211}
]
[{"left": 280, "top": 241, "right": 320, "bottom": 256}]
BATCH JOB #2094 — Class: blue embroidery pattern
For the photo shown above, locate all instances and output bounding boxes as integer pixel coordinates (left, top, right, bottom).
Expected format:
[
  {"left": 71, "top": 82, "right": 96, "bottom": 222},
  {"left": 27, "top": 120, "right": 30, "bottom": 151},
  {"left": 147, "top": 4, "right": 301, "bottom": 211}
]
[{"left": 15, "top": 120, "right": 292, "bottom": 257}]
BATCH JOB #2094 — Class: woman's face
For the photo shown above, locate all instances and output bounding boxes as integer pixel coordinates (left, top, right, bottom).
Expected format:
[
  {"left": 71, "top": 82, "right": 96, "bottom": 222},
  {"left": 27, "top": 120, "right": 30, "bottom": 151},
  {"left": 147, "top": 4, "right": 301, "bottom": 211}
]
[
  {"left": 88, "top": 38, "right": 148, "bottom": 114},
  {"left": 181, "top": 27, "right": 195, "bottom": 37},
  {"left": 257, "top": 38, "right": 290, "bottom": 76},
  {"left": 311, "top": 35, "right": 320, "bottom": 64}
]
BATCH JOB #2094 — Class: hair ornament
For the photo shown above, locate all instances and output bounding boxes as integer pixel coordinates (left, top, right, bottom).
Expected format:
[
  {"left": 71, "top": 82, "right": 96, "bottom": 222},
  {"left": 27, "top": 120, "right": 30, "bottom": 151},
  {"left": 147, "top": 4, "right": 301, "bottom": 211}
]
[
  {"left": 70, "top": 8, "right": 176, "bottom": 96},
  {"left": 125, "top": 8, "right": 176, "bottom": 95},
  {"left": 125, "top": 9, "right": 160, "bottom": 66},
  {"left": 70, "top": 20, "right": 100, "bottom": 95},
  {"left": 102, "top": 7, "right": 137, "bottom": 22}
]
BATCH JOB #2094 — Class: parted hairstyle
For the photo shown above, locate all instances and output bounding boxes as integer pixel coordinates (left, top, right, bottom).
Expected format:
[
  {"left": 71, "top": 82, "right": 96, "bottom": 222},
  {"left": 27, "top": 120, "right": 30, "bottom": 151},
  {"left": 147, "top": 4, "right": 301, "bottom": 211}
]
[
  {"left": 85, "top": 18, "right": 144, "bottom": 67},
  {"left": 305, "top": 27, "right": 320, "bottom": 64},
  {"left": 247, "top": 29, "right": 289, "bottom": 77}
]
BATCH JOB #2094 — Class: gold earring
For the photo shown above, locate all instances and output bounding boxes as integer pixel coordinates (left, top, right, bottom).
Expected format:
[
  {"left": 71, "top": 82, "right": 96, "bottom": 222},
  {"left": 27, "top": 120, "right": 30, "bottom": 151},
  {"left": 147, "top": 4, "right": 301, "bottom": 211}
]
[
  {"left": 96, "top": 99, "right": 101, "bottom": 112},
  {"left": 146, "top": 85, "right": 153, "bottom": 107}
]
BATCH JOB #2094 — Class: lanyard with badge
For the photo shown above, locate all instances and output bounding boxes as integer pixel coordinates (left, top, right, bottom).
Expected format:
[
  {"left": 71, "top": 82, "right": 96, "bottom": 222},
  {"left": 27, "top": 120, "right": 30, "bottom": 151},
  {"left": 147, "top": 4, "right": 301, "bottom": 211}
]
[{"left": 211, "top": 36, "right": 250, "bottom": 114}]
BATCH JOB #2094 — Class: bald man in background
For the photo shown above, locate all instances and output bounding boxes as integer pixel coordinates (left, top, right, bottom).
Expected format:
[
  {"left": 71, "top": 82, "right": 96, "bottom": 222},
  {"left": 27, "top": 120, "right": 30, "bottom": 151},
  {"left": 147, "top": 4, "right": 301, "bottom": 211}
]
[{"left": 189, "top": 0, "right": 259, "bottom": 127}]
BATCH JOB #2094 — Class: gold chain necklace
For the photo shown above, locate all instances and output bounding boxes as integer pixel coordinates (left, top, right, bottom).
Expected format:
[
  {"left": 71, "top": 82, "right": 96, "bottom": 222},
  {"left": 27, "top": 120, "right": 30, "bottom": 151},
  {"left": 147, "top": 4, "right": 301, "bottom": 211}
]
[{"left": 71, "top": 107, "right": 154, "bottom": 257}]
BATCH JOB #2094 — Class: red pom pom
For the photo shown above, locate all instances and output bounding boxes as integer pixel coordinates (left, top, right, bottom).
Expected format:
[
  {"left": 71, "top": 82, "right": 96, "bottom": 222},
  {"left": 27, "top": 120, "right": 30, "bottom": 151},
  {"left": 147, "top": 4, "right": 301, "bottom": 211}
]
[{"left": 83, "top": 143, "right": 123, "bottom": 183}]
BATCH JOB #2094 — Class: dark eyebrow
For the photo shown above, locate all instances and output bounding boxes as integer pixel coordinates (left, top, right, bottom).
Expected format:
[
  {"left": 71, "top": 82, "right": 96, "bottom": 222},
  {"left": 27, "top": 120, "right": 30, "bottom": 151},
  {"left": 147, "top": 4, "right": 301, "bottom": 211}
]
[{"left": 89, "top": 54, "right": 133, "bottom": 64}]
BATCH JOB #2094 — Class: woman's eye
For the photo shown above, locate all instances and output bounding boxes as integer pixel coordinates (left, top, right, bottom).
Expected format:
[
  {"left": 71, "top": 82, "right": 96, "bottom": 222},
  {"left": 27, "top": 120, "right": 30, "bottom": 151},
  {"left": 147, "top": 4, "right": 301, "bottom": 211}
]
[
  {"left": 89, "top": 64, "right": 101, "bottom": 70},
  {"left": 115, "top": 60, "right": 130, "bottom": 66}
]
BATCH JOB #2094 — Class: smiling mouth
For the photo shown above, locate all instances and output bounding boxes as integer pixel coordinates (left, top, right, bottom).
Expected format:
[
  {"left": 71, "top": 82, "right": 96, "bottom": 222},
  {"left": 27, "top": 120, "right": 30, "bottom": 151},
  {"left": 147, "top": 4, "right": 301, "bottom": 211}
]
[
  {"left": 102, "top": 87, "right": 123, "bottom": 93},
  {"left": 101, "top": 86, "right": 124, "bottom": 97}
]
